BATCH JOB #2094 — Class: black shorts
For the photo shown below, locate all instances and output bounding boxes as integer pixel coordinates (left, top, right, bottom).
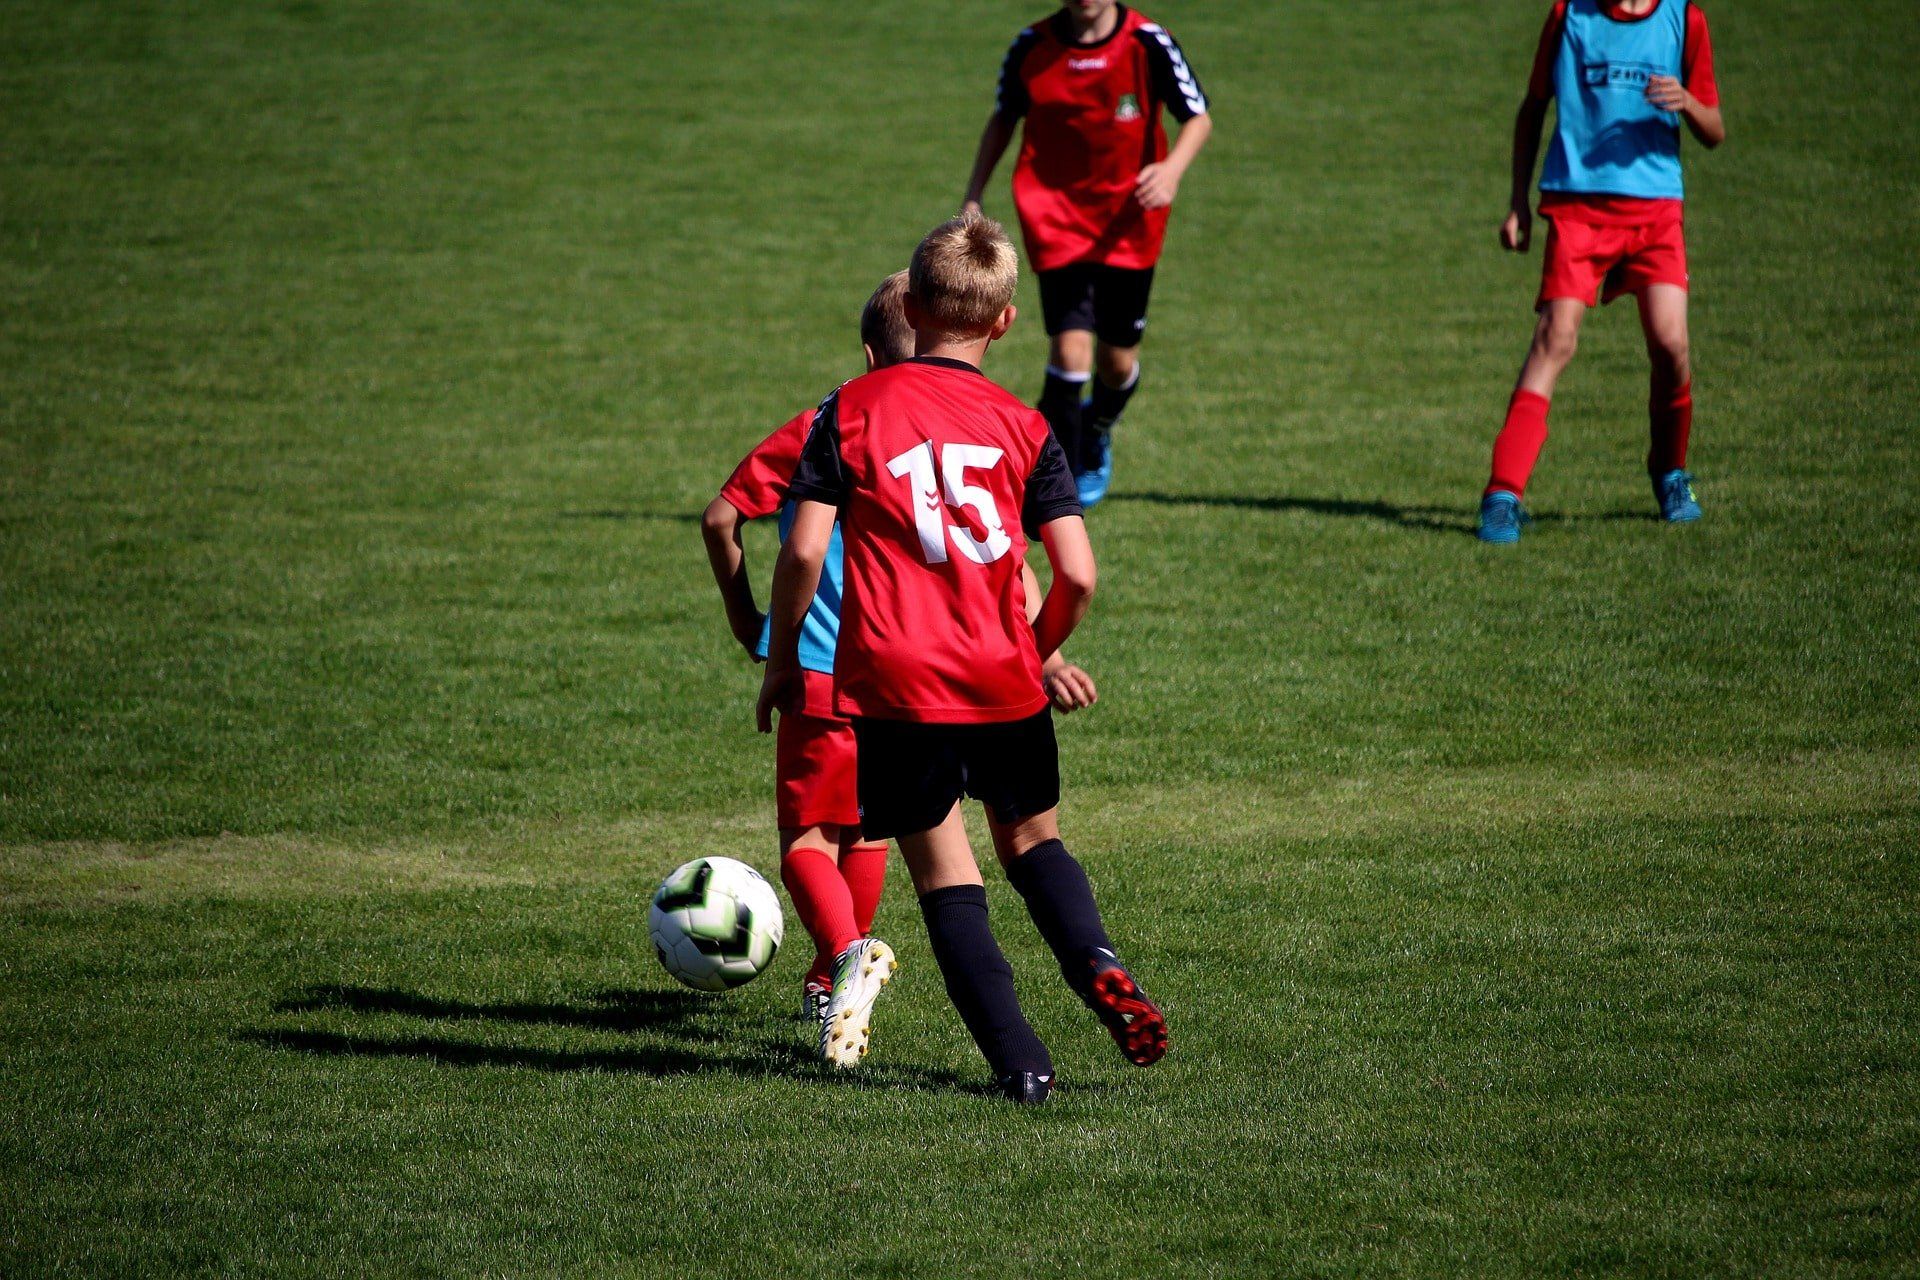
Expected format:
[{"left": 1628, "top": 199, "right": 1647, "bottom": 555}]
[
  {"left": 851, "top": 711, "right": 1061, "bottom": 841},
  {"left": 1036, "top": 264, "right": 1156, "bottom": 348}
]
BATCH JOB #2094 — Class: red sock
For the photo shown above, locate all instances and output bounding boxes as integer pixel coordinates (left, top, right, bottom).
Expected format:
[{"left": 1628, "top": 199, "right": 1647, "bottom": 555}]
[
  {"left": 780, "top": 846, "right": 859, "bottom": 982},
  {"left": 1648, "top": 378, "right": 1692, "bottom": 476},
  {"left": 1487, "top": 389, "right": 1551, "bottom": 498},
  {"left": 839, "top": 842, "right": 889, "bottom": 936}
]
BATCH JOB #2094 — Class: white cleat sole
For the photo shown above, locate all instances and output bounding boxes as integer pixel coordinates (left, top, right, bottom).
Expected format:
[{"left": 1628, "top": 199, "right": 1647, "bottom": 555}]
[{"left": 819, "top": 940, "right": 897, "bottom": 1069}]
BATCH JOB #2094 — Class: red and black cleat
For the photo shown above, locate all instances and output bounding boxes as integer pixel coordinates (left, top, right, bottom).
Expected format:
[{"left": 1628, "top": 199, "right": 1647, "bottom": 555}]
[{"left": 1084, "top": 953, "right": 1169, "bottom": 1067}]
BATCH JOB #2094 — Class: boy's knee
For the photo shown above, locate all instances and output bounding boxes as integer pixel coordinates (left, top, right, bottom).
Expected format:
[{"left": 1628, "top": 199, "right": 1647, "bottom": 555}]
[
  {"left": 1534, "top": 317, "right": 1579, "bottom": 365},
  {"left": 1650, "top": 337, "right": 1690, "bottom": 386},
  {"left": 1092, "top": 344, "right": 1137, "bottom": 386},
  {"left": 1049, "top": 331, "right": 1093, "bottom": 371}
]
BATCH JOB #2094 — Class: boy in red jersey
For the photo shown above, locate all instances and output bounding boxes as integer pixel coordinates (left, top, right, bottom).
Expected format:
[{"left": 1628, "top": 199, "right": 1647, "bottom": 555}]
[
  {"left": 1478, "top": 0, "right": 1726, "bottom": 543},
  {"left": 702, "top": 272, "right": 1099, "bottom": 1032},
  {"left": 757, "top": 216, "right": 1166, "bottom": 1103},
  {"left": 960, "top": 0, "right": 1212, "bottom": 508}
]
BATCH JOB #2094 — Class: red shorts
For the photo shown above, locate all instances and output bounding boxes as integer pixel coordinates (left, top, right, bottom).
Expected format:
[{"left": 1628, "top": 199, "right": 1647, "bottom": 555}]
[
  {"left": 1538, "top": 208, "right": 1688, "bottom": 308},
  {"left": 775, "top": 669, "right": 859, "bottom": 830}
]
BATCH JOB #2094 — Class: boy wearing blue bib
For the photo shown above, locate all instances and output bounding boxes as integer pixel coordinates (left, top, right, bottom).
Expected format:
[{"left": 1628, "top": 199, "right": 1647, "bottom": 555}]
[{"left": 1478, "top": 0, "right": 1726, "bottom": 544}]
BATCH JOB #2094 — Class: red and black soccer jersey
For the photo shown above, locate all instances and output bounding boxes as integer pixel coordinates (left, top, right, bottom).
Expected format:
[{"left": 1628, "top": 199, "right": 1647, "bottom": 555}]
[
  {"left": 719, "top": 409, "right": 813, "bottom": 520},
  {"left": 787, "top": 356, "right": 1082, "bottom": 724},
  {"left": 995, "top": 6, "right": 1209, "bottom": 272}
]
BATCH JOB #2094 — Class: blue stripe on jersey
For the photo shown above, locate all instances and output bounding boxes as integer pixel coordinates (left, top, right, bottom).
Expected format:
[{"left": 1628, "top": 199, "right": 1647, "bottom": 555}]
[{"left": 1541, "top": 0, "right": 1688, "bottom": 200}]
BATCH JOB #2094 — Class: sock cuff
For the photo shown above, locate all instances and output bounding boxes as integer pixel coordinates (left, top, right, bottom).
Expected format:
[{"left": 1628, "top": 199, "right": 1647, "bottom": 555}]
[
  {"left": 1509, "top": 388, "right": 1551, "bottom": 411},
  {"left": 782, "top": 844, "right": 836, "bottom": 867},
  {"left": 1044, "top": 365, "right": 1093, "bottom": 384},
  {"left": 845, "top": 841, "right": 889, "bottom": 856},
  {"left": 1005, "top": 839, "right": 1071, "bottom": 889},
  {"left": 919, "top": 883, "right": 989, "bottom": 913},
  {"left": 1100, "top": 363, "right": 1141, "bottom": 393}
]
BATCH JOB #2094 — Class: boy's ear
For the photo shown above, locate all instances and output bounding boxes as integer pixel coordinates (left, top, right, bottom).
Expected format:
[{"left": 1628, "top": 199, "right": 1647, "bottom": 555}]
[
  {"left": 987, "top": 303, "right": 1017, "bottom": 343},
  {"left": 903, "top": 291, "right": 926, "bottom": 333},
  {"left": 862, "top": 342, "right": 879, "bottom": 373}
]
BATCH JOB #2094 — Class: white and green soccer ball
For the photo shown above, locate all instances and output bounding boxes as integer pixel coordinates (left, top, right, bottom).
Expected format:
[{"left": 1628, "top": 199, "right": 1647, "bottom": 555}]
[{"left": 649, "top": 856, "right": 784, "bottom": 992}]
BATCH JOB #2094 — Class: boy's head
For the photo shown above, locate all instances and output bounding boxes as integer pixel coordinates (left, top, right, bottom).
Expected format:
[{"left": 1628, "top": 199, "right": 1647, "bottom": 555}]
[
  {"left": 906, "top": 213, "right": 1019, "bottom": 348},
  {"left": 860, "top": 270, "right": 914, "bottom": 373}
]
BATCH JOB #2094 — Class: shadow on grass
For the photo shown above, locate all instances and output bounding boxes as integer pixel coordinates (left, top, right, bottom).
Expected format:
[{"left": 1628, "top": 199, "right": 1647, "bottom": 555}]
[
  {"left": 1109, "top": 490, "right": 1658, "bottom": 534},
  {"left": 274, "top": 984, "right": 709, "bottom": 1035},
  {"left": 252, "top": 985, "right": 995, "bottom": 1095}
]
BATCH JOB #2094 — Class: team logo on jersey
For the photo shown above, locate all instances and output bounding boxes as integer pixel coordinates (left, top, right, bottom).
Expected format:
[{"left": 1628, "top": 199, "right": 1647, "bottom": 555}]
[
  {"left": 1067, "top": 55, "right": 1109, "bottom": 71},
  {"left": 1114, "top": 93, "right": 1142, "bottom": 122},
  {"left": 1583, "top": 61, "right": 1660, "bottom": 91}
]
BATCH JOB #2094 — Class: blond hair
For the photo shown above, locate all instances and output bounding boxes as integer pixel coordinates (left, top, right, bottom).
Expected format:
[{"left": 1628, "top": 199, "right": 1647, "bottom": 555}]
[
  {"left": 859, "top": 270, "right": 915, "bottom": 368},
  {"left": 908, "top": 214, "right": 1019, "bottom": 339}
]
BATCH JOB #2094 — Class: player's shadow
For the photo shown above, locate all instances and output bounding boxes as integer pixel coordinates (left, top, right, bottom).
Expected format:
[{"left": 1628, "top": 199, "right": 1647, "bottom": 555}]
[
  {"left": 1111, "top": 490, "right": 1655, "bottom": 534},
  {"left": 251, "top": 984, "right": 972, "bottom": 1094}
]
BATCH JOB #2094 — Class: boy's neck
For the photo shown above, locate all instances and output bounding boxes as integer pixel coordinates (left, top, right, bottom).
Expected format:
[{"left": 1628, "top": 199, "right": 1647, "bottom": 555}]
[
  {"left": 1609, "top": 0, "right": 1658, "bottom": 14},
  {"left": 1065, "top": 5, "right": 1121, "bottom": 45},
  {"left": 915, "top": 336, "right": 992, "bottom": 368}
]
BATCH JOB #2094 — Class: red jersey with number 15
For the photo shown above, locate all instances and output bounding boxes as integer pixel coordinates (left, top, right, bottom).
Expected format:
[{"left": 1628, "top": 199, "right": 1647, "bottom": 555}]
[
  {"left": 787, "top": 356, "right": 1083, "bottom": 724},
  {"left": 996, "top": 6, "right": 1210, "bottom": 272}
]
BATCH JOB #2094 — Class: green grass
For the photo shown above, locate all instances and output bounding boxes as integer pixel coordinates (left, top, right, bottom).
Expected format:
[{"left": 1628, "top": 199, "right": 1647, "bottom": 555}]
[{"left": 3, "top": 1, "right": 1917, "bottom": 1275}]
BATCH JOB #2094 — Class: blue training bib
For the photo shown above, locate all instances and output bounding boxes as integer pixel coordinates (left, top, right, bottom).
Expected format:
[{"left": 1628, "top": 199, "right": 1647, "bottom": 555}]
[
  {"left": 1540, "top": 0, "right": 1688, "bottom": 201},
  {"left": 752, "top": 501, "right": 844, "bottom": 675}
]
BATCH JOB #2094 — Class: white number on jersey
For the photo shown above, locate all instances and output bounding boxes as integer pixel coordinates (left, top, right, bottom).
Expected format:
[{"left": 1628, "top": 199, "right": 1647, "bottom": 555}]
[{"left": 885, "top": 441, "right": 1014, "bottom": 566}]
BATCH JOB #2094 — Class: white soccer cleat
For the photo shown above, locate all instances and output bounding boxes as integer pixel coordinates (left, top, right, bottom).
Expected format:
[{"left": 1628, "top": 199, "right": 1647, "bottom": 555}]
[{"left": 818, "top": 938, "right": 897, "bottom": 1069}]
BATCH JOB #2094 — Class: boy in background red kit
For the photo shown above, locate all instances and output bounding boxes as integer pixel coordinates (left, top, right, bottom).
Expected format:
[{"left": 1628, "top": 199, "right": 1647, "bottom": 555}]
[
  {"left": 701, "top": 272, "right": 1097, "bottom": 1031},
  {"left": 1480, "top": 0, "right": 1726, "bottom": 543},
  {"left": 960, "top": 0, "right": 1212, "bottom": 508},
  {"left": 758, "top": 216, "right": 1165, "bottom": 1103}
]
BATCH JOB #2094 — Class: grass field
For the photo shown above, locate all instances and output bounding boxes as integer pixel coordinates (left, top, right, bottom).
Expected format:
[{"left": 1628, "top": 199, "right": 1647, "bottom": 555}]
[{"left": 4, "top": 1, "right": 1918, "bottom": 1275}]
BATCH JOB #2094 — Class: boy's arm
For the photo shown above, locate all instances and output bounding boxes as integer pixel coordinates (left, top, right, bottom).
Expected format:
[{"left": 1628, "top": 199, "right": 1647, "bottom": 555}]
[
  {"left": 1022, "top": 560, "right": 1097, "bottom": 712},
  {"left": 1031, "top": 516, "right": 1096, "bottom": 663},
  {"left": 961, "top": 112, "right": 1018, "bottom": 216},
  {"left": 1501, "top": 97, "right": 1551, "bottom": 252},
  {"left": 962, "top": 30, "right": 1038, "bottom": 214},
  {"left": 755, "top": 500, "right": 835, "bottom": 733},
  {"left": 699, "top": 496, "right": 765, "bottom": 655},
  {"left": 1647, "top": 7, "right": 1724, "bottom": 149},
  {"left": 1135, "top": 25, "right": 1213, "bottom": 211}
]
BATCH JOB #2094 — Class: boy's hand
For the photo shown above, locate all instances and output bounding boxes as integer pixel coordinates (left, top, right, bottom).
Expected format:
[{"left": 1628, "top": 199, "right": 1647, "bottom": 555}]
[
  {"left": 1041, "top": 655, "right": 1098, "bottom": 713},
  {"left": 1500, "top": 203, "right": 1532, "bottom": 253},
  {"left": 1645, "top": 75, "right": 1690, "bottom": 114},
  {"left": 1134, "top": 161, "right": 1183, "bottom": 210},
  {"left": 755, "top": 662, "right": 801, "bottom": 733},
  {"left": 732, "top": 610, "right": 767, "bottom": 657}
]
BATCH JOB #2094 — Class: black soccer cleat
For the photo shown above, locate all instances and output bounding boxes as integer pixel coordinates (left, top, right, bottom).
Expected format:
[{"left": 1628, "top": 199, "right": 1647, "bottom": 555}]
[
  {"left": 1083, "top": 950, "right": 1168, "bottom": 1067},
  {"left": 998, "top": 1071, "right": 1054, "bottom": 1105}
]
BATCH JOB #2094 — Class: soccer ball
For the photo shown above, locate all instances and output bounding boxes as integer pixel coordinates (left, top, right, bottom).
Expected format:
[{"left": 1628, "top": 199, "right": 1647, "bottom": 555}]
[{"left": 649, "top": 856, "right": 784, "bottom": 992}]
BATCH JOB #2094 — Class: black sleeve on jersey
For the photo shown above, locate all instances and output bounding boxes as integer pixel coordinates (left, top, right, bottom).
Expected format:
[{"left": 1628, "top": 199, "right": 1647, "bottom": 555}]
[
  {"left": 995, "top": 27, "right": 1043, "bottom": 119},
  {"left": 786, "top": 390, "right": 848, "bottom": 507},
  {"left": 1022, "top": 430, "right": 1084, "bottom": 537},
  {"left": 1136, "top": 25, "right": 1210, "bottom": 122}
]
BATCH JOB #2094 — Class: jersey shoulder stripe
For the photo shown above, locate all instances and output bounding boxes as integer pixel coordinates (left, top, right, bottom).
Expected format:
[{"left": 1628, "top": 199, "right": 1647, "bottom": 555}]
[{"left": 1136, "top": 22, "right": 1208, "bottom": 118}]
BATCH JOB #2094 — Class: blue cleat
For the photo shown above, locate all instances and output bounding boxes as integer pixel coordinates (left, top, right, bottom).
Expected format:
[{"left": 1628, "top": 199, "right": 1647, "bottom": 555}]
[
  {"left": 1476, "top": 490, "right": 1527, "bottom": 544},
  {"left": 1653, "top": 469, "right": 1703, "bottom": 523},
  {"left": 1075, "top": 427, "right": 1114, "bottom": 509}
]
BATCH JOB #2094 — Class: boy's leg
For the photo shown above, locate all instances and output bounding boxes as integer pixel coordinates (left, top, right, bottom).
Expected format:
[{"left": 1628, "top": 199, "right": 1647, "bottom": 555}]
[
  {"left": 1636, "top": 283, "right": 1701, "bottom": 520},
  {"left": 1037, "top": 267, "right": 1097, "bottom": 467},
  {"left": 779, "top": 825, "right": 858, "bottom": 996},
  {"left": 899, "top": 806, "right": 1054, "bottom": 1087},
  {"left": 1076, "top": 267, "right": 1154, "bottom": 505},
  {"left": 776, "top": 708, "right": 865, "bottom": 1000},
  {"left": 991, "top": 809, "right": 1169, "bottom": 1068},
  {"left": 1488, "top": 298, "right": 1587, "bottom": 499},
  {"left": 837, "top": 832, "right": 889, "bottom": 937}
]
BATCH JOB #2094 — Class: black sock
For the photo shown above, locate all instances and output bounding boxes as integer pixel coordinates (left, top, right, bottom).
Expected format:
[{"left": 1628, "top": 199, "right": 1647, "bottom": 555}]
[
  {"left": 1087, "top": 363, "right": 1141, "bottom": 434},
  {"left": 1005, "top": 839, "right": 1115, "bottom": 996},
  {"left": 1038, "top": 366, "right": 1090, "bottom": 470},
  {"left": 918, "top": 885, "right": 1052, "bottom": 1078}
]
